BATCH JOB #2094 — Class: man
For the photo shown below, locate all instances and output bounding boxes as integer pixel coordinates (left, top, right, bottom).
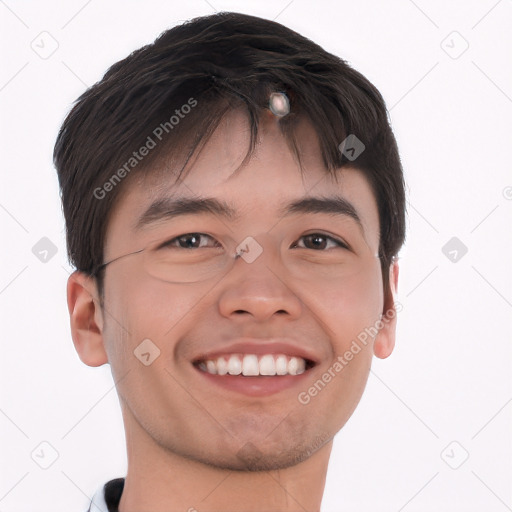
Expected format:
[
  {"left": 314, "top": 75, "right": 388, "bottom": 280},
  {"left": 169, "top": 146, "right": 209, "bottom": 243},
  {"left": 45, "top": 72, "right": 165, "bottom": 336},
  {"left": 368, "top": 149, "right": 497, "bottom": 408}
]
[{"left": 54, "top": 11, "right": 406, "bottom": 512}]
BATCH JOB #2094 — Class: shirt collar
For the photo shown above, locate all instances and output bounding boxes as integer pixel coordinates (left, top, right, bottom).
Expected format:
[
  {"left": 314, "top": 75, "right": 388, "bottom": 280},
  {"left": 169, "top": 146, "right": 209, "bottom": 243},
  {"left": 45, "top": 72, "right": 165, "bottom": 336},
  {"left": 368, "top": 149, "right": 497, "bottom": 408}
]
[{"left": 87, "top": 478, "right": 124, "bottom": 512}]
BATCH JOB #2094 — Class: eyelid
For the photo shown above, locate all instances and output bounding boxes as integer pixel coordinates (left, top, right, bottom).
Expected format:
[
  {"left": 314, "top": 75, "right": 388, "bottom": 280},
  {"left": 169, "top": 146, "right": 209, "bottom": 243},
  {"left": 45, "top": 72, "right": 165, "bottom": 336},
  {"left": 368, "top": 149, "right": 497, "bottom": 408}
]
[
  {"left": 156, "top": 232, "right": 220, "bottom": 249},
  {"left": 297, "top": 231, "right": 351, "bottom": 250},
  {"left": 157, "top": 231, "right": 351, "bottom": 252}
]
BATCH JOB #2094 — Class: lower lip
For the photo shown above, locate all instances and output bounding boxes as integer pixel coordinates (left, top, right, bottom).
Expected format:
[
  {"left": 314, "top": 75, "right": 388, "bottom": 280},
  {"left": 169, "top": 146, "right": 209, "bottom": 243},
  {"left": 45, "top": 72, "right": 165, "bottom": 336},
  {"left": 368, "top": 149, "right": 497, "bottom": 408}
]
[{"left": 193, "top": 365, "right": 314, "bottom": 397}]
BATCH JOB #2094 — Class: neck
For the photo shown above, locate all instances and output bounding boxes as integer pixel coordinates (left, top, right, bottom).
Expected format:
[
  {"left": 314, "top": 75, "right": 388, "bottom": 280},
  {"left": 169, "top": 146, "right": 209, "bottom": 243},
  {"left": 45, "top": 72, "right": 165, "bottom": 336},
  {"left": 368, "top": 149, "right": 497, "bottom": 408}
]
[{"left": 118, "top": 407, "right": 332, "bottom": 512}]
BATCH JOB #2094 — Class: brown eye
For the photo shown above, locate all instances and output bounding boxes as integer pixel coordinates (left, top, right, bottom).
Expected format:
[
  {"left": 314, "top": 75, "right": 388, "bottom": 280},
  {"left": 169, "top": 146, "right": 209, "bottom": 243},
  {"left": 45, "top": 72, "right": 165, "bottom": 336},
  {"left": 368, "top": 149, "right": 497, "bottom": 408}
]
[
  {"left": 159, "top": 233, "right": 220, "bottom": 249},
  {"left": 293, "top": 233, "right": 349, "bottom": 251}
]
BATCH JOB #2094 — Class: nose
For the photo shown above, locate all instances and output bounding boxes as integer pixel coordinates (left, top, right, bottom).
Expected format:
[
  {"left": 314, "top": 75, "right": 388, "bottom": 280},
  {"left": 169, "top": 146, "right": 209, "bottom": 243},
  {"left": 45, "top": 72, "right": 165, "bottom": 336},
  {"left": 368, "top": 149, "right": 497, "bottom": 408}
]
[{"left": 217, "top": 242, "right": 302, "bottom": 322}]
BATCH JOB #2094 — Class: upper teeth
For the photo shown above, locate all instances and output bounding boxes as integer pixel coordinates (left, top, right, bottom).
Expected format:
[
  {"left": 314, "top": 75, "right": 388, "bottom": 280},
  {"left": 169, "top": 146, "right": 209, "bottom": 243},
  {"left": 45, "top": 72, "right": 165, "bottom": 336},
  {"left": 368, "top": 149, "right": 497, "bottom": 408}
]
[{"left": 198, "top": 354, "right": 307, "bottom": 376}]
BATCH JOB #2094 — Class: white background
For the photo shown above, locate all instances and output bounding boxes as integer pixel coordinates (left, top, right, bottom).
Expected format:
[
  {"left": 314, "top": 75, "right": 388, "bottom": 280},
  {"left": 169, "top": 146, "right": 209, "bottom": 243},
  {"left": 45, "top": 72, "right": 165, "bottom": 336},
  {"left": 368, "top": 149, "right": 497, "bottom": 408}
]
[{"left": 1, "top": 1, "right": 511, "bottom": 511}]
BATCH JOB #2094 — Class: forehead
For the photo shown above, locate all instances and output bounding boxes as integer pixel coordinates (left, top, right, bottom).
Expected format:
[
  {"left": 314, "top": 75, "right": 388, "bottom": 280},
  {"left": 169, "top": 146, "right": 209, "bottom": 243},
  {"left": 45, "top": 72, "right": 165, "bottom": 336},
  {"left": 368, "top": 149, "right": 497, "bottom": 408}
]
[{"left": 106, "top": 110, "right": 380, "bottom": 252}]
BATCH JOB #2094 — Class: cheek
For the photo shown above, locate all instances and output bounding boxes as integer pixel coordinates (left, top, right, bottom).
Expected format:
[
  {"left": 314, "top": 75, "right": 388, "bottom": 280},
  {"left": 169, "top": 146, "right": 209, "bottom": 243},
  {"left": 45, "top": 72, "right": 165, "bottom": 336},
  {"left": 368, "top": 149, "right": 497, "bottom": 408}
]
[
  {"left": 102, "top": 265, "right": 204, "bottom": 370},
  {"left": 295, "top": 262, "right": 383, "bottom": 427},
  {"left": 309, "top": 258, "right": 384, "bottom": 353},
  {"left": 106, "top": 263, "right": 197, "bottom": 326},
  {"left": 101, "top": 270, "right": 203, "bottom": 420}
]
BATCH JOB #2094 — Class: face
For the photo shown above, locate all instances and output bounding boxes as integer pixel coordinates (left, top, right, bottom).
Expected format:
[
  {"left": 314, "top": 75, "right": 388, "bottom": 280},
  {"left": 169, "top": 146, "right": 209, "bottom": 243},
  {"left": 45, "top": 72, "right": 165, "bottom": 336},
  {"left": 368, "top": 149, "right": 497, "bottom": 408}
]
[{"left": 73, "top": 109, "right": 398, "bottom": 471}]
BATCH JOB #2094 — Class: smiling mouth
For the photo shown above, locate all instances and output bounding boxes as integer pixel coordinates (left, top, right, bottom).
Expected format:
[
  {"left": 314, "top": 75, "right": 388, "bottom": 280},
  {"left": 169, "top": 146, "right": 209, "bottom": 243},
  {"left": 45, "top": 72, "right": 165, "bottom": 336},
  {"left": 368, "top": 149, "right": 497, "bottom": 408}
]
[{"left": 193, "top": 353, "right": 316, "bottom": 377}]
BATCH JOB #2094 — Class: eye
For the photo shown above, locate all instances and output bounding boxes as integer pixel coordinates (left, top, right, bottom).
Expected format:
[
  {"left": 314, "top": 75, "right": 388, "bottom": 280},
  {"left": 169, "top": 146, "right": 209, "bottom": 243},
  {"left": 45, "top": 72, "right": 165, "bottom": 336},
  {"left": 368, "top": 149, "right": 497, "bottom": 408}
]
[
  {"left": 292, "top": 233, "right": 349, "bottom": 251},
  {"left": 158, "top": 233, "right": 221, "bottom": 250}
]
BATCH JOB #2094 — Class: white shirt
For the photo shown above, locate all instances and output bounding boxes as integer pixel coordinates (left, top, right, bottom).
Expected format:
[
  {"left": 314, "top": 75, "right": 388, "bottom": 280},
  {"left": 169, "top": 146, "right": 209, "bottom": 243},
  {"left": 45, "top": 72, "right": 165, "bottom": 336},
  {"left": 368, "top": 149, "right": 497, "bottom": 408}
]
[
  {"left": 87, "top": 485, "right": 109, "bottom": 512},
  {"left": 86, "top": 478, "right": 124, "bottom": 512}
]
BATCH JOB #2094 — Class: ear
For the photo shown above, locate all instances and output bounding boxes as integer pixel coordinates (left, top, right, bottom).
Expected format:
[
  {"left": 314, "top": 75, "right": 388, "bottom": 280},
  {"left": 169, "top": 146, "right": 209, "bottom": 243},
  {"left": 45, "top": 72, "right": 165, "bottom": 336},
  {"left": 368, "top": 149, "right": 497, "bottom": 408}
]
[
  {"left": 373, "top": 259, "right": 399, "bottom": 359},
  {"left": 67, "top": 271, "right": 108, "bottom": 367}
]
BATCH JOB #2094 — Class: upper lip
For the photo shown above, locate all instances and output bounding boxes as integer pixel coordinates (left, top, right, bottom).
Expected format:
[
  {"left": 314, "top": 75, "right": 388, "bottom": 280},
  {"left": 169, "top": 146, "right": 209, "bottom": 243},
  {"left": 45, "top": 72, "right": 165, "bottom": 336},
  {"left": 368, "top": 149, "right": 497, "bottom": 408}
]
[{"left": 192, "top": 339, "right": 320, "bottom": 365}]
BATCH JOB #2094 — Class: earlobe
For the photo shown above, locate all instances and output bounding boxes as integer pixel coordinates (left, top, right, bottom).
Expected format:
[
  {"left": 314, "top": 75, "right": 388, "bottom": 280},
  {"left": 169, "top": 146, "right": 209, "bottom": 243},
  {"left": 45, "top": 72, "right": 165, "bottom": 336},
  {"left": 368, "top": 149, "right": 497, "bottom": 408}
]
[
  {"left": 373, "top": 259, "right": 399, "bottom": 359},
  {"left": 67, "top": 271, "right": 109, "bottom": 367}
]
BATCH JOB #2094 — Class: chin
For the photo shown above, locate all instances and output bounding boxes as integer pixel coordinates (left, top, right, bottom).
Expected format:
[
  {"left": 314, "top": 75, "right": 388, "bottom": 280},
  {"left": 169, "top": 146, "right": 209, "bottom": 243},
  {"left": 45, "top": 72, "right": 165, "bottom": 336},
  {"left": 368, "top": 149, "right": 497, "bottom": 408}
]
[{"left": 198, "top": 431, "right": 332, "bottom": 472}]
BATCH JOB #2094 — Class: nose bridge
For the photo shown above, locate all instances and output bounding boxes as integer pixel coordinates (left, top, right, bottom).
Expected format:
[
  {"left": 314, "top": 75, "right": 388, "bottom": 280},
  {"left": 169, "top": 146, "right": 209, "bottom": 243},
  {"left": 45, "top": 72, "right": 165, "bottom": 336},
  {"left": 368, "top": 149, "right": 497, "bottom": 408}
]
[
  {"left": 232, "top": 230, "right": 296, "bottom": 283},
  {"left": 219, "top": 232, "right": 302, "bottom": 320},
  {"left": 233, "top": 232, "right": 277, "bottom": 266}
]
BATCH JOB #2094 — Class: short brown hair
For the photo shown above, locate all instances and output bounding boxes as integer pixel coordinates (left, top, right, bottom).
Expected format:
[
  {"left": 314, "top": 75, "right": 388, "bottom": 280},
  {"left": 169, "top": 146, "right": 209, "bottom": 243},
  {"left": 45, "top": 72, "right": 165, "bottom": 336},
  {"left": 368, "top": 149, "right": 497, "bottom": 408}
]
[{"left": 54, "top": 11, "right": 406, "bottom": 298}]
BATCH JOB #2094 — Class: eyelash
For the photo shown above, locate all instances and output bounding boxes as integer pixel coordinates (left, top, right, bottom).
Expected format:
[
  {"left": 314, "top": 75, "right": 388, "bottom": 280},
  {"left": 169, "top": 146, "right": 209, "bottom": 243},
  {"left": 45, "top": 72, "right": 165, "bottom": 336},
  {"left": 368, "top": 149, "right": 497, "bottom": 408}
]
[
  {"left": 159, "top": 232, "right": 350, "bottom": 251},
  {"left": 292, "top": 233, "right": 349, "bottom": 251}
]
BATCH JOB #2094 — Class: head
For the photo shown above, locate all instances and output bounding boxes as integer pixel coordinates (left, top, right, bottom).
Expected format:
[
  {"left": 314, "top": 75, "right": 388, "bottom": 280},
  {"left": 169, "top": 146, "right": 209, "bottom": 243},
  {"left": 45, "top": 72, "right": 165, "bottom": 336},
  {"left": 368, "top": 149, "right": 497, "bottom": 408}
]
[{"left": 55, "top": 12, "right": 406, "bottom": 471}]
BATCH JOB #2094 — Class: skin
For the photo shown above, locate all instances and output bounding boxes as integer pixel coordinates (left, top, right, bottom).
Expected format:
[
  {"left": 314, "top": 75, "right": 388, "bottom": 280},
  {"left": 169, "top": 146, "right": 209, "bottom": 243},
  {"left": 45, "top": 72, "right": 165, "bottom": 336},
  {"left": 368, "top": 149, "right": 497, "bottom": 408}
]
[{"left": 67, "top": 108, "right": 399, "bottom": 512}]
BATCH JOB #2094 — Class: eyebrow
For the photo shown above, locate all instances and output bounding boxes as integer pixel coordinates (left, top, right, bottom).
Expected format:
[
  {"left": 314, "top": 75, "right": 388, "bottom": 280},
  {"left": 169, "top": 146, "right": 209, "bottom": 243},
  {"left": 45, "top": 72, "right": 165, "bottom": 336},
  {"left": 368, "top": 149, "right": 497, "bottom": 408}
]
[
  {"left": 135, "top": 196, "right": 238, "bottom": 229},
  {"left": 135, "top": 195, "right": 365, "bottom": 234}
]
